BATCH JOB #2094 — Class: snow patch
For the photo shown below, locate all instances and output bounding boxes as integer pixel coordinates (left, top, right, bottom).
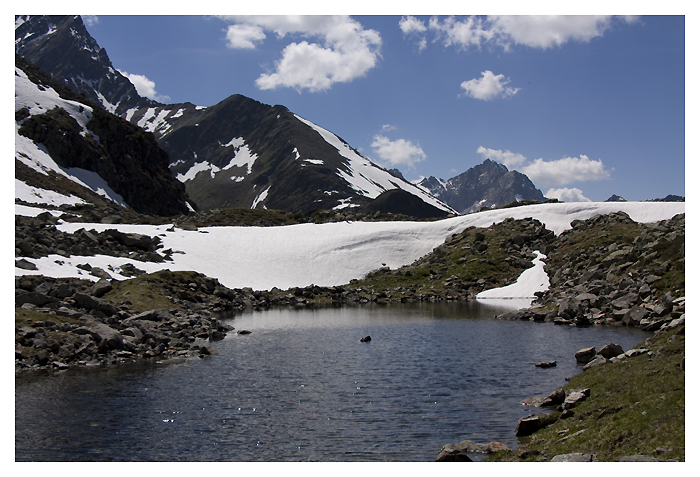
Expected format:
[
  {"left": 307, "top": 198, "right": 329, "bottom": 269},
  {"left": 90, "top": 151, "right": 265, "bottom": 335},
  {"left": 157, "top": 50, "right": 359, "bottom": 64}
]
[
  {"left": 15, "top": 67, "right": 94, "bottom": 131},
  {"left": 333, "top": 198, "right": 360, "bottom": 210},
  {"left": 222, "top": 144, "right": 258, "bottom": 175},
  {"left": 476, "top": 251, "right": 549, "bottom": 308},
  {"left": 15, "top": 202, "right": 684, "bottom": 291},
  {"left": 222, "top": 137, "right": 245, "bottom": 149},
  {"left": 176, "top": 161, "right": 219, "bottom": 182}
]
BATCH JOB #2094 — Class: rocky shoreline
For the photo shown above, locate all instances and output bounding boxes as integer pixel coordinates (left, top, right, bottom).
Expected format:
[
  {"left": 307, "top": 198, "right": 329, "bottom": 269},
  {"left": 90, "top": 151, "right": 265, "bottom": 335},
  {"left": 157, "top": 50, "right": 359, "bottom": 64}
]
[{"left": 436, "top": 303, "right": 685, "bottom": 462}]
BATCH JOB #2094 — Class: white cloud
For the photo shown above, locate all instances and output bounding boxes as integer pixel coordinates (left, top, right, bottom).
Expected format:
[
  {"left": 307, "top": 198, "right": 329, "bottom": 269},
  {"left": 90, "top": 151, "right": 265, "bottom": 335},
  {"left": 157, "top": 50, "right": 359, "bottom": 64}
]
[
  {"left": 479, "top": 147, "right": 611, "bottom": 188},
  {"left": 118, "top": 70, "right": 170, "bottom": 103},
  {"left": 489, "top": 15, "right": 616, "bottom": 50},
  {"left": 381, "top": 124, "right": 397, "bottom": 132},
  {"left": 225, "top": 23, "right": 266, "bottom": 49},
  {"left": 419, "top": 15, "right": 636, "bottom": 52},
  {"left": 399, "top": 16, "right": 428, "bottom": 51},
  {"left": 460, "top": 70, "right": 520, "bottom": 101},
  {"left": 399, "top": 16, "right": 427, "bottom": 34},
  {"left": 221, "top": 16, "right": 382, "bottom": 93},
  {"left": 521, "top": 155, "right": 611, "bottom": 186},
  {"left": 429, "top": 15, "right": 494, "bottom": 50},
  {"left": 371, "top": 134, "right": 426, "bottom": 169},
  {"left": 477, "top": 146, "right": 527, "bottom": 168},
  {"left": 545, "top": 187, "right": 592, "bottom": 202}
]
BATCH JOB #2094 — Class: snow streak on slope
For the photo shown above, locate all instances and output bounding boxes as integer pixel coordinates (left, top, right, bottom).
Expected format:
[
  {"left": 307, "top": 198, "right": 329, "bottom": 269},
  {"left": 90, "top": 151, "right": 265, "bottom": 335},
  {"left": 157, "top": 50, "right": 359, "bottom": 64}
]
[
  {"left": 15, "top": 66, "right": 94, "bottom": 133},
  {"left": 175, "top": 138, "right": 258, "bottom": 183},
  {"left": 15, "top": 202, "right": 684, "bottom": 292},
  {"left": 294, "top": 114, "right": 454, "bottom": 213},
  {"left": 15, "top": 179, "right": 86, "bottom": 206}
]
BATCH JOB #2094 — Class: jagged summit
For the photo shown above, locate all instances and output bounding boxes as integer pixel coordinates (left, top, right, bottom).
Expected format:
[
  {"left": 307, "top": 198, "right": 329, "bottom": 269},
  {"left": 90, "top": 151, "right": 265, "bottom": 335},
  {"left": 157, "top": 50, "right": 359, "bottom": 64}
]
[
  {"left": 15, "top": 15, "right": 154, "bottom": 116},
  {"left": 417, "top": 159, "right": 545, "bottom": 214}
]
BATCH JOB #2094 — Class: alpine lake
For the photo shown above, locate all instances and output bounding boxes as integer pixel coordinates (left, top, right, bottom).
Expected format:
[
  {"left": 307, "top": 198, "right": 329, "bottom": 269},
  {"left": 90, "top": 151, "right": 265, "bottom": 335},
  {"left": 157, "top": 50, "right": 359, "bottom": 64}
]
[{"left": 15, "top": 300, "right": 649, "bottom": 462}]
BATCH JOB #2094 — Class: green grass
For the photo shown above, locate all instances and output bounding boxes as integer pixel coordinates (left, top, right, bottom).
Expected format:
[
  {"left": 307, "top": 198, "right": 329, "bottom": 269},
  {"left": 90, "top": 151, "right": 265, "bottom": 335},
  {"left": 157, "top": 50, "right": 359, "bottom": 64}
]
[{"left": 490, "top": 327, "right": 685, "bottom": 462}]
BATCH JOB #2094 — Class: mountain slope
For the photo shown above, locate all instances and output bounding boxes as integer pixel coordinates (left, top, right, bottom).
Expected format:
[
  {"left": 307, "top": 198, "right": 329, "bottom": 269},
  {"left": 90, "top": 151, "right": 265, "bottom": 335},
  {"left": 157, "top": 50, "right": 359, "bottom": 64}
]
[
  {"left": 418, "top": 159, "right": 546, "bottom": 214},
  {"left": 15, "top": 15, "right": 455, "bottom": 217},
  {"left": 15, "top": 54, "right": 193, "bottom": 217}
]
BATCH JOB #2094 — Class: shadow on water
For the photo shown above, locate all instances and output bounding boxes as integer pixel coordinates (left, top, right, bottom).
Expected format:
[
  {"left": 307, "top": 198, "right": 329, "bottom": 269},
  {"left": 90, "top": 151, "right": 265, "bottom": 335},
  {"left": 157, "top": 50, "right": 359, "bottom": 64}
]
[{"left": 16, "top": 301, "right": 649, "bottom": 462}]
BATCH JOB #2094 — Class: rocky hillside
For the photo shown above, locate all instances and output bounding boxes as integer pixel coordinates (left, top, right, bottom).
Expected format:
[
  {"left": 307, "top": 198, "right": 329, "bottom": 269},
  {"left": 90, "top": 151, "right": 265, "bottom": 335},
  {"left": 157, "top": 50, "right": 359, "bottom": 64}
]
[
  {"left": 15, "top": 54, "right": 193, "bottom": 217},
  {"left": 418, "top": 159, "right": 546, "bottom": 214}
]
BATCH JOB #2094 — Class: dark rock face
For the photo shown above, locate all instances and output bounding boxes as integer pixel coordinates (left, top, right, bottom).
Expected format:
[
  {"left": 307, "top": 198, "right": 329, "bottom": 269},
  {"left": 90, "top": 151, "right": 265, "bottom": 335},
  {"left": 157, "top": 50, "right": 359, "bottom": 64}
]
[
  {"left": 520, "top": 212, "right": 685, "bottom": 329},
  {"left": 418, "top": 159, "right": 546, "bottom": 214},
  {"left": 15, "top": 54, "right": 193, "bottom": 216},
  {"left": 605, "top": 194, "right": 626, "bottom": 202},
  {"left": 15, "top": 213, "right": 167, "bottom": 263}
]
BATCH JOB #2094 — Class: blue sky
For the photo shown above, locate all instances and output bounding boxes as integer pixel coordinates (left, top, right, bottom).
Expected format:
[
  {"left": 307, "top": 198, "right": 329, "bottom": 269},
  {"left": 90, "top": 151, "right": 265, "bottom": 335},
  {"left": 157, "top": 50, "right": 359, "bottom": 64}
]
[{"left": 81, "top": 11, "right": 686, "bottom": 202}]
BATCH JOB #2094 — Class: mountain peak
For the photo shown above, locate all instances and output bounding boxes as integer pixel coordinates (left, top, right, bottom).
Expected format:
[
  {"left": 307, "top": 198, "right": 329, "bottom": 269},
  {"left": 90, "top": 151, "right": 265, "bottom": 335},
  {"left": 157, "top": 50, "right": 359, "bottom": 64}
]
[{"left": 418, "top": 159, "right": 544, "bottom": 214}]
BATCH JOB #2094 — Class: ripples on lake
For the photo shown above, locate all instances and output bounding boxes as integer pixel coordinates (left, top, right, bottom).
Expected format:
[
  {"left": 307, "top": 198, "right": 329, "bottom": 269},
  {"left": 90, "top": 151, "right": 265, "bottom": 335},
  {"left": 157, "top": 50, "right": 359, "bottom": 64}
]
[{"left": 15, "top": 302, "right": 648, "bottom": 462}]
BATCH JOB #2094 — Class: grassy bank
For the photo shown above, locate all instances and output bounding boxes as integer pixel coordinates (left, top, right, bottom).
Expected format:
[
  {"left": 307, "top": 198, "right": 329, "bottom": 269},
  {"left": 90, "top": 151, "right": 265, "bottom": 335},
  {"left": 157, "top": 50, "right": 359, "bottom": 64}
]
[{"left": 489, "top": 324, "right": 685, "bottom": 462}]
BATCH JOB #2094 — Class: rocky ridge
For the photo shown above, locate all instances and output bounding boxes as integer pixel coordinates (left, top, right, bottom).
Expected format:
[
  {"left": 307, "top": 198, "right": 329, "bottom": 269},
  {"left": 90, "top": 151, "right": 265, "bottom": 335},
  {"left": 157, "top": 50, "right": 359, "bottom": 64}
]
[{"left": 15, "top": 54, "right": 193, "bottom": 217}]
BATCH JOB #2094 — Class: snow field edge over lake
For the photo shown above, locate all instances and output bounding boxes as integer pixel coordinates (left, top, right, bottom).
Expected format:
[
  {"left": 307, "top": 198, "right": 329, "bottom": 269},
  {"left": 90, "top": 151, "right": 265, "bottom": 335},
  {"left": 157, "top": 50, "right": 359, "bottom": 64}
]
[{"left": 15, "top": 202, "right": 685, "bottom": 292}]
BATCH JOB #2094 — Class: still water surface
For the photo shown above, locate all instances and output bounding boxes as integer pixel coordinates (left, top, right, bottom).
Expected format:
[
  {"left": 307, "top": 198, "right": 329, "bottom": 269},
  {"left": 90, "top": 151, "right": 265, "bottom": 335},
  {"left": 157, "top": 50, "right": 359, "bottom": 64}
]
[{"left": 15, "top": 302, "right": 648, "bottom": 461}]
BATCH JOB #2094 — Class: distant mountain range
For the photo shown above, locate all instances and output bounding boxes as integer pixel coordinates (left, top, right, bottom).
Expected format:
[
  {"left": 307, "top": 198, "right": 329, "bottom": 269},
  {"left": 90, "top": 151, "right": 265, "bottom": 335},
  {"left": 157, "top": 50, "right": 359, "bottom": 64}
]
[
  {"left": 15, "top": 15, "right": 455, "bottom": 218},
  {"left": 21, "top": 15, "right": 679, "bottom": 219}
]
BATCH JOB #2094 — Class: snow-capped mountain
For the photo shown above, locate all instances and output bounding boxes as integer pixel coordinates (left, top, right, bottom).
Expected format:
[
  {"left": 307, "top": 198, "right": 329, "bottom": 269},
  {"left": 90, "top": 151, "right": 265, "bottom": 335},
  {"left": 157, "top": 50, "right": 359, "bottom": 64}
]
[
  {"left": 417, "top": 159, "right": 546, "bottom": 214},
  {"left": 15, "top": 54, "right": 193, "bottom": 216},
  {"left": 15, "top": 15, "right": 455, "bottom": 217}
]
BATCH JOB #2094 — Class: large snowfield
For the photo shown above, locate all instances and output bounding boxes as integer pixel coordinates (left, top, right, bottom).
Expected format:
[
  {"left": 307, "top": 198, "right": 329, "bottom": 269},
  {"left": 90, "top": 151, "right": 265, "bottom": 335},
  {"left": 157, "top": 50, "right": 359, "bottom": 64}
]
[{"left": 15, "top": 202, "right": 685, "bottom": 300}]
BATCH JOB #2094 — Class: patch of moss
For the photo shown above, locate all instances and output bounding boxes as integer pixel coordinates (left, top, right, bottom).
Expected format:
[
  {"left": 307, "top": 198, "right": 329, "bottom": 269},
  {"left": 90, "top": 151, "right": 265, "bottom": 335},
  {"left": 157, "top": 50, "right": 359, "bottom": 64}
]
[
  {"left": 101, "top": 269, "right": 209, "bottom": 312},
  {"left": 15, "top": 308, "right": 88, "bottom": 328}
]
